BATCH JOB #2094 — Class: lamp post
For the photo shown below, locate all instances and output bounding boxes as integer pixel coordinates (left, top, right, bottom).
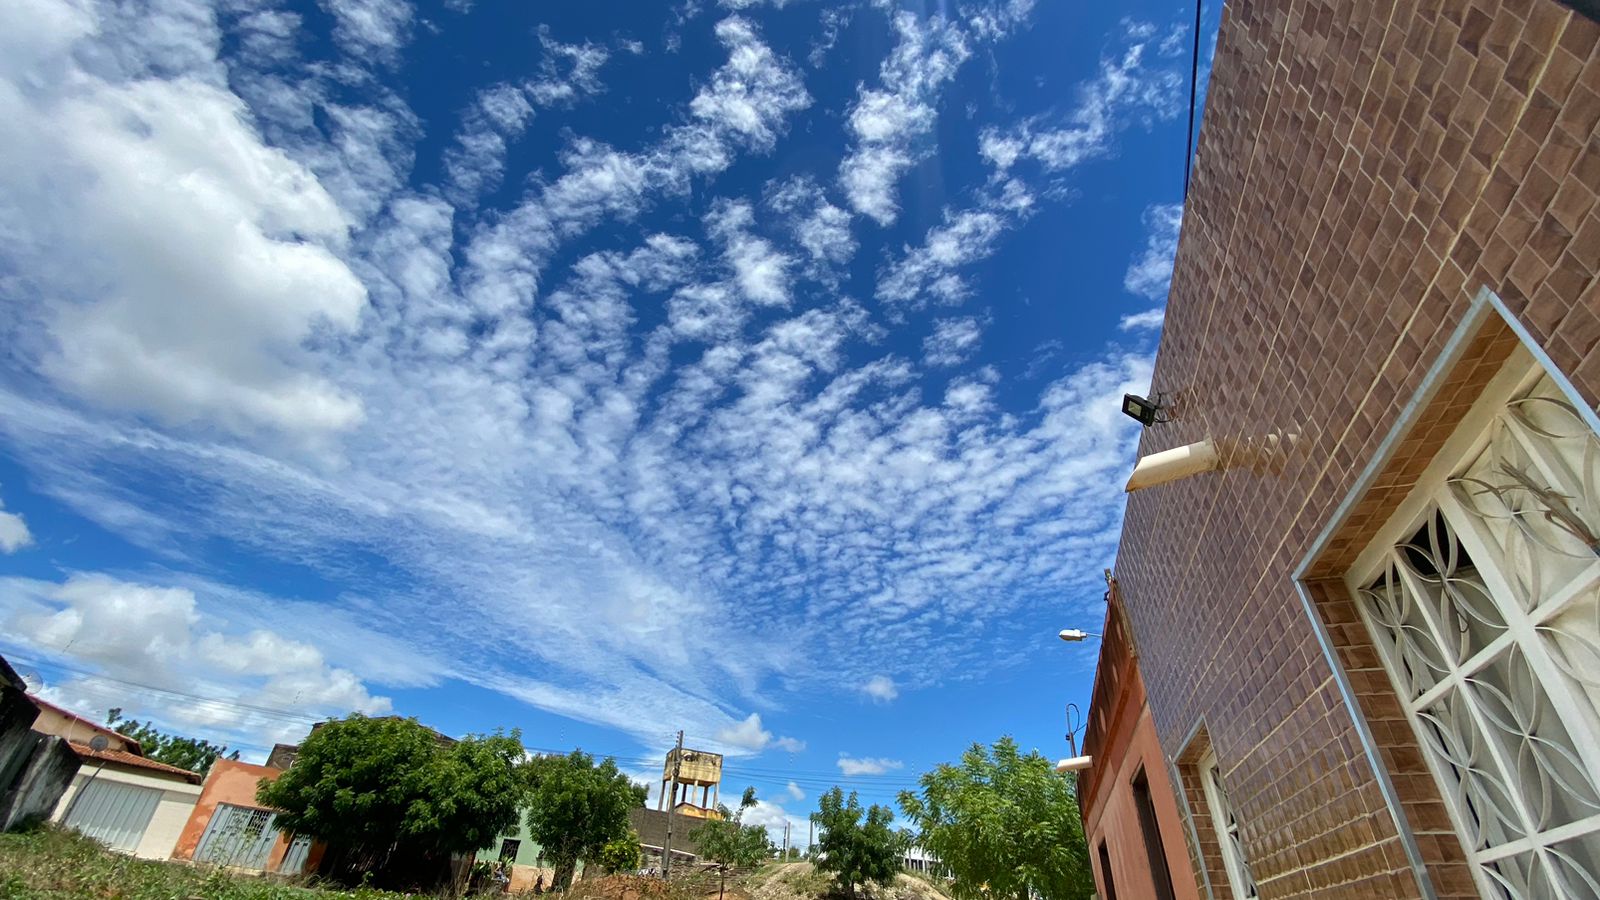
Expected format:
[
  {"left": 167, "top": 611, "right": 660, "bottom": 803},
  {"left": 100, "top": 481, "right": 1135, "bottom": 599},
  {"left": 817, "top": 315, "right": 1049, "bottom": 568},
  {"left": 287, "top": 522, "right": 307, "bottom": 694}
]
[{"left": 1057, "top": 628, "right": 1101, "bottom": 642}]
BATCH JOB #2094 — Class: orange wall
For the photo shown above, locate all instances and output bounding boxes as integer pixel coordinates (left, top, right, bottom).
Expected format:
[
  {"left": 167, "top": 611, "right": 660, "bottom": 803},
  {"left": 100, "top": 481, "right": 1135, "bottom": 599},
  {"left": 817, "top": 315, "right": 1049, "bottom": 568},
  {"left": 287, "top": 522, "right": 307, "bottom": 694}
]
[
  {"left": 1080, "top": 585, "right": 1199, "bottom": 900},
  {"left": 170, "top": 758, "right": 322, "bottom": 871},
  {"left": 1084, "top": 701, "right": 1199, "bottom": 900}
]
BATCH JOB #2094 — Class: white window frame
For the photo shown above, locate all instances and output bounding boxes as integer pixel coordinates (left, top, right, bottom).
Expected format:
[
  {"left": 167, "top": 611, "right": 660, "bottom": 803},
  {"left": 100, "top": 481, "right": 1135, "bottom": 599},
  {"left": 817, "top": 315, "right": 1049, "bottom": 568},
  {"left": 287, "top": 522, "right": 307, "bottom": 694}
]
[
  {"left": 1346, "top": 346, "right": 1600, "bottom": 898},
  {"left": 1197, "top": 748, "right": 1258, "bottom": 900}
]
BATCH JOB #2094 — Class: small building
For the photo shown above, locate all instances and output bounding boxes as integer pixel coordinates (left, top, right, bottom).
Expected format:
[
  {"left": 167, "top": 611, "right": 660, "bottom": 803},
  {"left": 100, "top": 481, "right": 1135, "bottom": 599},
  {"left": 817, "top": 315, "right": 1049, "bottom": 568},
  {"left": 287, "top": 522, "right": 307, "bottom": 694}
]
[
  {"left": 171, "top": 757, "right": 320, "bottom": 875},
  {"left": 1077, "top": 581, "right": 1199, "bottom": 900},
  {"left": 630, "top": 806, "right": 702, "bottom": 868},
  {"left": 29, "top": 696, "right": 202, "bottom": 860}
]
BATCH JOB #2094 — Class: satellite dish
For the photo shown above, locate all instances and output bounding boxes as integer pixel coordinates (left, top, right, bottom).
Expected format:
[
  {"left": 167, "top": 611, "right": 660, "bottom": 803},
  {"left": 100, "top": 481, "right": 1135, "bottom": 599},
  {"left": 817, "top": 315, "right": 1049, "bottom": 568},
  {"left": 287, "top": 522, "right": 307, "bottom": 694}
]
[{"left": 89, "top": 734, "right": 110, "bottom": 752}]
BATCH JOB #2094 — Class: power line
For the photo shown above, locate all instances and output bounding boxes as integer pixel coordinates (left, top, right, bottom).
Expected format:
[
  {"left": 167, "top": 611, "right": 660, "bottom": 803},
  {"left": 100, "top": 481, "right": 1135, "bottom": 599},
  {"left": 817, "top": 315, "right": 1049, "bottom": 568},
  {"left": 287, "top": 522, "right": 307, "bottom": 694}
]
[{"left": 1183, "top": 0, "right": 1203, "bottom": 198}]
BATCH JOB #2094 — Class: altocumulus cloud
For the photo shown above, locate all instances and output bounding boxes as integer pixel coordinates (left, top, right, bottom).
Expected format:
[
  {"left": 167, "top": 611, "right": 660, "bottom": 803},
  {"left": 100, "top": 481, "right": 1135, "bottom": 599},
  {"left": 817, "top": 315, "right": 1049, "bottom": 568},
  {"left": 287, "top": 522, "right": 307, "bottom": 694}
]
[{"left": 0, "top": 0, "right": 1174, "bottom": 756}]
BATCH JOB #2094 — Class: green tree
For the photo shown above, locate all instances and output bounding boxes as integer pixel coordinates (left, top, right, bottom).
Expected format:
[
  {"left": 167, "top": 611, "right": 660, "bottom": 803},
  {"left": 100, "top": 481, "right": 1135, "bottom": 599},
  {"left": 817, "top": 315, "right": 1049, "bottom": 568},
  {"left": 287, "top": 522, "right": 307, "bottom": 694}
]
[
  {"left": 256, "top": 716, "right": 525, "bottom": 886},
  {"left": 897, "top": 737, "right": 1094, "bottom": 900},
  {"left": 597, "top": 828, "right": 645, "bottom": 874},
  {"left": 105, "top": 708, "right": 238, "bottom": 776},
  {"left": 811, "top": 787, "right": 904, "bottom": 899},
  {"left": 523, "top": 750, "right": 647, "bottom": 890},
  {"left": 690, "top": 787, "right": 772, "bottom": 900}
]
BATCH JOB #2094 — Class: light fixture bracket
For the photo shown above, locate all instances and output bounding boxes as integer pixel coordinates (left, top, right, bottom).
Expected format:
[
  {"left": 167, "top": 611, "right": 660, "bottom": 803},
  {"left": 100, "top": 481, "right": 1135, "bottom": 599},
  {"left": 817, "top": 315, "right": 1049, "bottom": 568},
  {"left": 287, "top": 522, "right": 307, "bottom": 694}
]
[{"left": 1121, "top": 391, "right": 1172, "bottom": 427}]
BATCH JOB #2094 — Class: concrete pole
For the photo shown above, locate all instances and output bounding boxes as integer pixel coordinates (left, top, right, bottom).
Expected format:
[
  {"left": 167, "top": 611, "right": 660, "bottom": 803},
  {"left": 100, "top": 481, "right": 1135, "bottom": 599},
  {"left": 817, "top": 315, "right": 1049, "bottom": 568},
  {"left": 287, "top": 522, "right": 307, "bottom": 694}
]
[{"left": 662, "top": 731, "right": 683, "bottom": 880}]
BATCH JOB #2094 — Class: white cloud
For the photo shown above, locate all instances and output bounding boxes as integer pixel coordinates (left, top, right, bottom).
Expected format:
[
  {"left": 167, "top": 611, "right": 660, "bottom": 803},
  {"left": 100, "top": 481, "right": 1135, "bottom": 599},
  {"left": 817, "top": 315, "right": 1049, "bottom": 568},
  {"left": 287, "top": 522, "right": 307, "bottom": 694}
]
[
  {"left": 838, "top": 11, "right": 970, "bottom": 225},
  {"left": 837, "top": 755, "right": 904, "bottom": 776},
  {"left": 0, "top": 572, "right": 395, "bottom": 755},
  {"left": 1123, "top": 202, "right": 1183, "bottom": 300},
  {"left": 979, "top": 22, "right": 1185, "bottom": 175},
  {"left": 709, "top": 200, "right": 794, "bottom": 307},
  {"left": 462, "top": 14, "right": 808, "bottom": 317},
  {"left": 323, "top": 0, "right": 413, "bottom": 62},
  {"left": 861, "top": 675, "right": 899, "bottom": 703},
  {"left": 1119, "top": 308, "right": 1166, "bottom": 332},
  {"left": 527, "top": 28, "right": 610, "bottom": 107},
  {"left": 0, "top": 489, "right": 32, "bottom": 553},
  {"left": 785, "top": 781, "right": 805, "bottom": 801},
  {"left": 714, "top": 712, "right": 804, "bottom": 754},
  {"left": 0, "top": 0, "right": 367, "bottom": 438}
]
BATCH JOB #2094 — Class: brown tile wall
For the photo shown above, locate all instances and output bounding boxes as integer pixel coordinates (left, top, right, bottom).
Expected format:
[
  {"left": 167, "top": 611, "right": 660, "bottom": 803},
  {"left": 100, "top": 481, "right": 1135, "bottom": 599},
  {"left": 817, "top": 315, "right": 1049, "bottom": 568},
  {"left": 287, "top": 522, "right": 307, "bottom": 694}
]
[{"left": 1119, "top": 1, "right": 1600, "bottom": 898}]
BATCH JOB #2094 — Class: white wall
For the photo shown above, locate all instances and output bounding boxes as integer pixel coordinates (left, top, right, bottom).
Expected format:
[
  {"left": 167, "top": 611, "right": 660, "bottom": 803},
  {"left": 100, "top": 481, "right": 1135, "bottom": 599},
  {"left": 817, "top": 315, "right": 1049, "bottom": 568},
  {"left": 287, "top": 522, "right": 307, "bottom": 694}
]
[{"left": 52, "top": 764, "right": 201, "bottom": 860}]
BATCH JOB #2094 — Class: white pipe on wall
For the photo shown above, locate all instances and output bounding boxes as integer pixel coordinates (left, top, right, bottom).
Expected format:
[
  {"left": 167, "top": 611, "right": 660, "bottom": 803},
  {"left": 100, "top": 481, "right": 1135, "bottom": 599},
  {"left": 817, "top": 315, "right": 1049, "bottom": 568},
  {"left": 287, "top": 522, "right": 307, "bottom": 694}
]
[{"left": 1124, "top": 439, "right": 1219, "bottom": 492}]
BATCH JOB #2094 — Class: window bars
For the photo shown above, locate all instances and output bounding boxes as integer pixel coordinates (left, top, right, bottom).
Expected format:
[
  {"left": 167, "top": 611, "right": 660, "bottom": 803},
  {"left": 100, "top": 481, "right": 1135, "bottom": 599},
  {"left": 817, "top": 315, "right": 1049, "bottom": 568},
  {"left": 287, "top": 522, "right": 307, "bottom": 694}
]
[{"left": 1354, "top": 371, "right": 1600, "bottom": 898}]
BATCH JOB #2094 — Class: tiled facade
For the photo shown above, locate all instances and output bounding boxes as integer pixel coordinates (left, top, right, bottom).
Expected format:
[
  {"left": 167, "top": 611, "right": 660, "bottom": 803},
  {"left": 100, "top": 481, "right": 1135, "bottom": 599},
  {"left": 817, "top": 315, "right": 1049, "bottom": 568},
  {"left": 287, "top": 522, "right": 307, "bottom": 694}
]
[{"left": 1116, "top": 2, "right": 1600, "bottom": 898}]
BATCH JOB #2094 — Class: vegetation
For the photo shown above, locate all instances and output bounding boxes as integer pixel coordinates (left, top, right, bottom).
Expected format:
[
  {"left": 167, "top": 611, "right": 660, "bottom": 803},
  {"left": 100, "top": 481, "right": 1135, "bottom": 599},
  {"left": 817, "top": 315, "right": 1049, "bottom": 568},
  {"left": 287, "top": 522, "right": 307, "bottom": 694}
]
[
  {"left": 690, "top": 787, "right": 773, "bottom": 900},
  {"left": 596, "top": 828, "right": 645, "bottom": 874},
  {"left": 523, "top": 750, "right": 648, "bottom": 890},
  {"left": 105, "top": 707, "right": 238, "bottom": 776},
  {"left": 256, "top": 716, "right": 525, "bottom": 889},
  {"left": 897, "top": 737, "right": 1094, "bottom": 900},
  {"left": 809, "top": 787, "right": 905, "bottom": 899},
  {"left": 0, "top": 826, "right": 416, "bottom": 899}
]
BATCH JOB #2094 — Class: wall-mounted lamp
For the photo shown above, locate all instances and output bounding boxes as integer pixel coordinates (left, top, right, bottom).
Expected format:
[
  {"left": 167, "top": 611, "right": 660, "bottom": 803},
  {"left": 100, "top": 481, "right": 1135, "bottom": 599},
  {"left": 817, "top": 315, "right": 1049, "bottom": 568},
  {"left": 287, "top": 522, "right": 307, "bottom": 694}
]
[
  {"left": 1058, "top": 628, "right": 1099, "bottom": 642},
  {"left": 1121, "top": 392, "right": 1170, "bottom": 427},
  {"left": 1056, "top": 755, "right": 1093, "bottom": 773}
]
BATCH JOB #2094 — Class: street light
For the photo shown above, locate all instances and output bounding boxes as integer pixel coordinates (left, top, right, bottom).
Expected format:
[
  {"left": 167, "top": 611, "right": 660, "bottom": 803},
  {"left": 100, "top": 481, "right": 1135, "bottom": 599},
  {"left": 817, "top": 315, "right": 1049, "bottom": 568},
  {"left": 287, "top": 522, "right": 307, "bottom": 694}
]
[{"left": 1058, "top": 628, "right": 1100, "bottom": 642}]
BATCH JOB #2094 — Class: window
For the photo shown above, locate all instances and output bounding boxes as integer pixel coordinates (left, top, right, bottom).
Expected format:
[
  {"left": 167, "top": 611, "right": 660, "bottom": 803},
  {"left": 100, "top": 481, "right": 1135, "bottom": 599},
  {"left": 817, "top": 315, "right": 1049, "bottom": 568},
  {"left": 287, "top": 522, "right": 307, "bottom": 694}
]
[
  {"left": 1097, "top": 840, "right": 1119, "bottom": 900},
  {"left": 1131, "top": 767, "right": 1178, "bottom": 900},
  {"left": 1349, "top": 362, "right": 1600, "bottom": 898},
  {"left": 499, "top": 839, "right": 521, "bottom": 863},
  {"left": 1199, "top": 750, "right": 1258, "bottom": 900}
]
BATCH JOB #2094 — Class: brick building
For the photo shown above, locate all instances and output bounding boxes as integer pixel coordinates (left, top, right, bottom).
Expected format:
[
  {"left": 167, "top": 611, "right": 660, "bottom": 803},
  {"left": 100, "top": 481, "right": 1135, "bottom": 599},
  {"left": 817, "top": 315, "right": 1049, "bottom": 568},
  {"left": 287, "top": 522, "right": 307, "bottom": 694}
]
[
  {"left": 1079, "top": 578, "right": 1201, "bottom": 900},
  {"left": 1107, "top": 1, "right": 1600, "bottom": 898}
]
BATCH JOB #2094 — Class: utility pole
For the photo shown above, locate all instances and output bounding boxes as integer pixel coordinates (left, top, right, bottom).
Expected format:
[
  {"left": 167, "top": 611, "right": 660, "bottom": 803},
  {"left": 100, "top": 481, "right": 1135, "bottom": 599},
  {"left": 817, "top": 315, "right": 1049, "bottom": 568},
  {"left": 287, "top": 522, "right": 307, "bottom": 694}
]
[
  {"left": 662, "top": 730, "right": 683, "bottom": 880},
  {"left": 783, "top": 821, "right": 790, "bottom": 860},
  {"left": 808, "top": 819, "right": 813, "bottom": 858}
]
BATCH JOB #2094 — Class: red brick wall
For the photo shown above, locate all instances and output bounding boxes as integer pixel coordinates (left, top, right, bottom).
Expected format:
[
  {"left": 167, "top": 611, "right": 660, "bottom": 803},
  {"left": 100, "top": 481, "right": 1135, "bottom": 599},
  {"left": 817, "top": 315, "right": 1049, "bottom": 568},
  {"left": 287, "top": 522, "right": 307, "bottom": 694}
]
[{"left": 1118, "top": 2, "right": 1600, "bottom": 898}]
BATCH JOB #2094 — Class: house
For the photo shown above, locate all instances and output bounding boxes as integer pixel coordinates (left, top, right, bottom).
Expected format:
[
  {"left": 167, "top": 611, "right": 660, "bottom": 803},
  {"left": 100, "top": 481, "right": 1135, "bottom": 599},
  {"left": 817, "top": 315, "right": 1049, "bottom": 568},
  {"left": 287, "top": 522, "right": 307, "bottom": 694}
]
[
  {"left": 1103, "top": 1, "right": 1600, "bottom": 897},
  {"left": 475, "top": 819, "right": 579, "bottom": 892},
  {"left": 170, "top": 756, "right": 320, "bottom": 874},
  {"left": 1077, "top": 579, "right": 1198, "bottom": 900},
  {"left": 28, "top": 696, "right": 202, "bottom": 860}
]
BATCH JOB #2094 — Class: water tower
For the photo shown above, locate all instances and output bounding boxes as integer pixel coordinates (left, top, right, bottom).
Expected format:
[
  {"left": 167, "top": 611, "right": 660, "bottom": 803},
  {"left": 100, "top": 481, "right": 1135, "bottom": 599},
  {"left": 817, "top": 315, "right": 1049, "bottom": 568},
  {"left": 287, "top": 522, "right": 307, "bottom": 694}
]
[{"left": 658, "top": 746, "right": 723, "bottom": 819}]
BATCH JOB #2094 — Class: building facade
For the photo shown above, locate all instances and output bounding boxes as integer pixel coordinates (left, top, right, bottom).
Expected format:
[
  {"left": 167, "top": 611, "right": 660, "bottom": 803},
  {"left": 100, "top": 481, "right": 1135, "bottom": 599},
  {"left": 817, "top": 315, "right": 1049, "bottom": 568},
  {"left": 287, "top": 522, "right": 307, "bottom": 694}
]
[
  {"left": 1114, "top": 1, "right": 1600, "bottom": 898},
  {"left": 29, "top": 695, "right": 203, "bottom": 860},
  {"left": 1079, "top": 582, "right": 1201, "bottom": 900},
  {"left": 171, "top": 757, "right": 320, "bottom": 874}
]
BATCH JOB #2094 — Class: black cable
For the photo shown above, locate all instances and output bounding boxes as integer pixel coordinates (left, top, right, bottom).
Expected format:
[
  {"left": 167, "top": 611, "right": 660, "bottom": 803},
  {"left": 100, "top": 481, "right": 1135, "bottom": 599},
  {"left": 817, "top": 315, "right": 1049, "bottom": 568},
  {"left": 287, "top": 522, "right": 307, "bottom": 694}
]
[{"left": 1183, "top": 0, "right": 1203, "bottom": 198}]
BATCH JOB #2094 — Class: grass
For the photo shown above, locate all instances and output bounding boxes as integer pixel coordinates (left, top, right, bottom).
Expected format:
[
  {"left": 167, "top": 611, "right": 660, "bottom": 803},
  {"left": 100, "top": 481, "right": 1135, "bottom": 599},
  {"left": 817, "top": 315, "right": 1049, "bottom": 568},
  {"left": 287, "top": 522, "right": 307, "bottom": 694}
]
[{"left": 0, "top": 826, "right": 423, "bottom": 900}]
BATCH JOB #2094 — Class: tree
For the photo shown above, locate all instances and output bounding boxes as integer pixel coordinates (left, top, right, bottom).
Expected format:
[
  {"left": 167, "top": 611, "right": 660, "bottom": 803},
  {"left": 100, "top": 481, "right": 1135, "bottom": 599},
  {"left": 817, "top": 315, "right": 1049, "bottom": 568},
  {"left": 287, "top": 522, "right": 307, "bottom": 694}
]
[
  {"left": 897, "top": 737, "right": 1094, "bottom": 900},
  {"left": 523, "top": 750, "right": 646, "bottom": 890},
  {"left": 256, "top": 716, "right": 525, "bottom": 887},
  {"left": 690, "top": 787, "right": 773, "bottom": 900},
  {"left": 811, "top": 787, "right": 905, "bottom": 899},
  {"left": 105, "top": 708, "right": 238, "bottom": 776},
  {"left": 597, "top": 828, "right": 644, "bottom": 874}
]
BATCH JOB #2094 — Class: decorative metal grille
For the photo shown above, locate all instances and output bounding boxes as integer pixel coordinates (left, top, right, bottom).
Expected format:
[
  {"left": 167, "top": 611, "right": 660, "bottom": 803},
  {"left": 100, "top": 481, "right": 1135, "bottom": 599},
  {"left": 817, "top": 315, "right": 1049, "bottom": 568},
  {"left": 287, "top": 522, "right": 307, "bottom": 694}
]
[
  {"left": 1201, "top": 759, "right": 1259, "bottom": 900},
  {"left": 1354, "top": 372, "right": 1600, "bottom": 898}
]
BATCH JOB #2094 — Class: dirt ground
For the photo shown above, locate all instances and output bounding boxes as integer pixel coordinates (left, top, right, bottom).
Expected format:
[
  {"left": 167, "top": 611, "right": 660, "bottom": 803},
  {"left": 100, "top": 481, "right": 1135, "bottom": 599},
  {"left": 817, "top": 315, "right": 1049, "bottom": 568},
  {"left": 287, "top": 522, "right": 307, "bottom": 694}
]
[{"left": 746, "top": 863, "right": 954, "bottom": 900}]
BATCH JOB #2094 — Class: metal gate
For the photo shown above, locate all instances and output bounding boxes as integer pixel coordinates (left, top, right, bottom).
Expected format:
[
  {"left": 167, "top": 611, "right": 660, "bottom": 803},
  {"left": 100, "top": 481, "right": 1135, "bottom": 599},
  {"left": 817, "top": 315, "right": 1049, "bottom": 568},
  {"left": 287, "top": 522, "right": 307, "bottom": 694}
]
[
  {"left": 278, "top": 833, "right": 313, "bottom": 874},
  {"left": 61, "top": 779, "right": 161, "bottom": 853},
  {"left": 193, "top": 803, "right": 281, "bottom": 870}
]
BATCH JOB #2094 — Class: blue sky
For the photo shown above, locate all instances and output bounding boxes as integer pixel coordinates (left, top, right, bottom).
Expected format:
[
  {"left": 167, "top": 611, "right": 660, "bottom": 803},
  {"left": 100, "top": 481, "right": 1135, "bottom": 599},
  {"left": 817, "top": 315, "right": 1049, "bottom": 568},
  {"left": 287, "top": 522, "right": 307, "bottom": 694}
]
[{"left": 0, "top": 0, "right": 1217, "bottom": 839}]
